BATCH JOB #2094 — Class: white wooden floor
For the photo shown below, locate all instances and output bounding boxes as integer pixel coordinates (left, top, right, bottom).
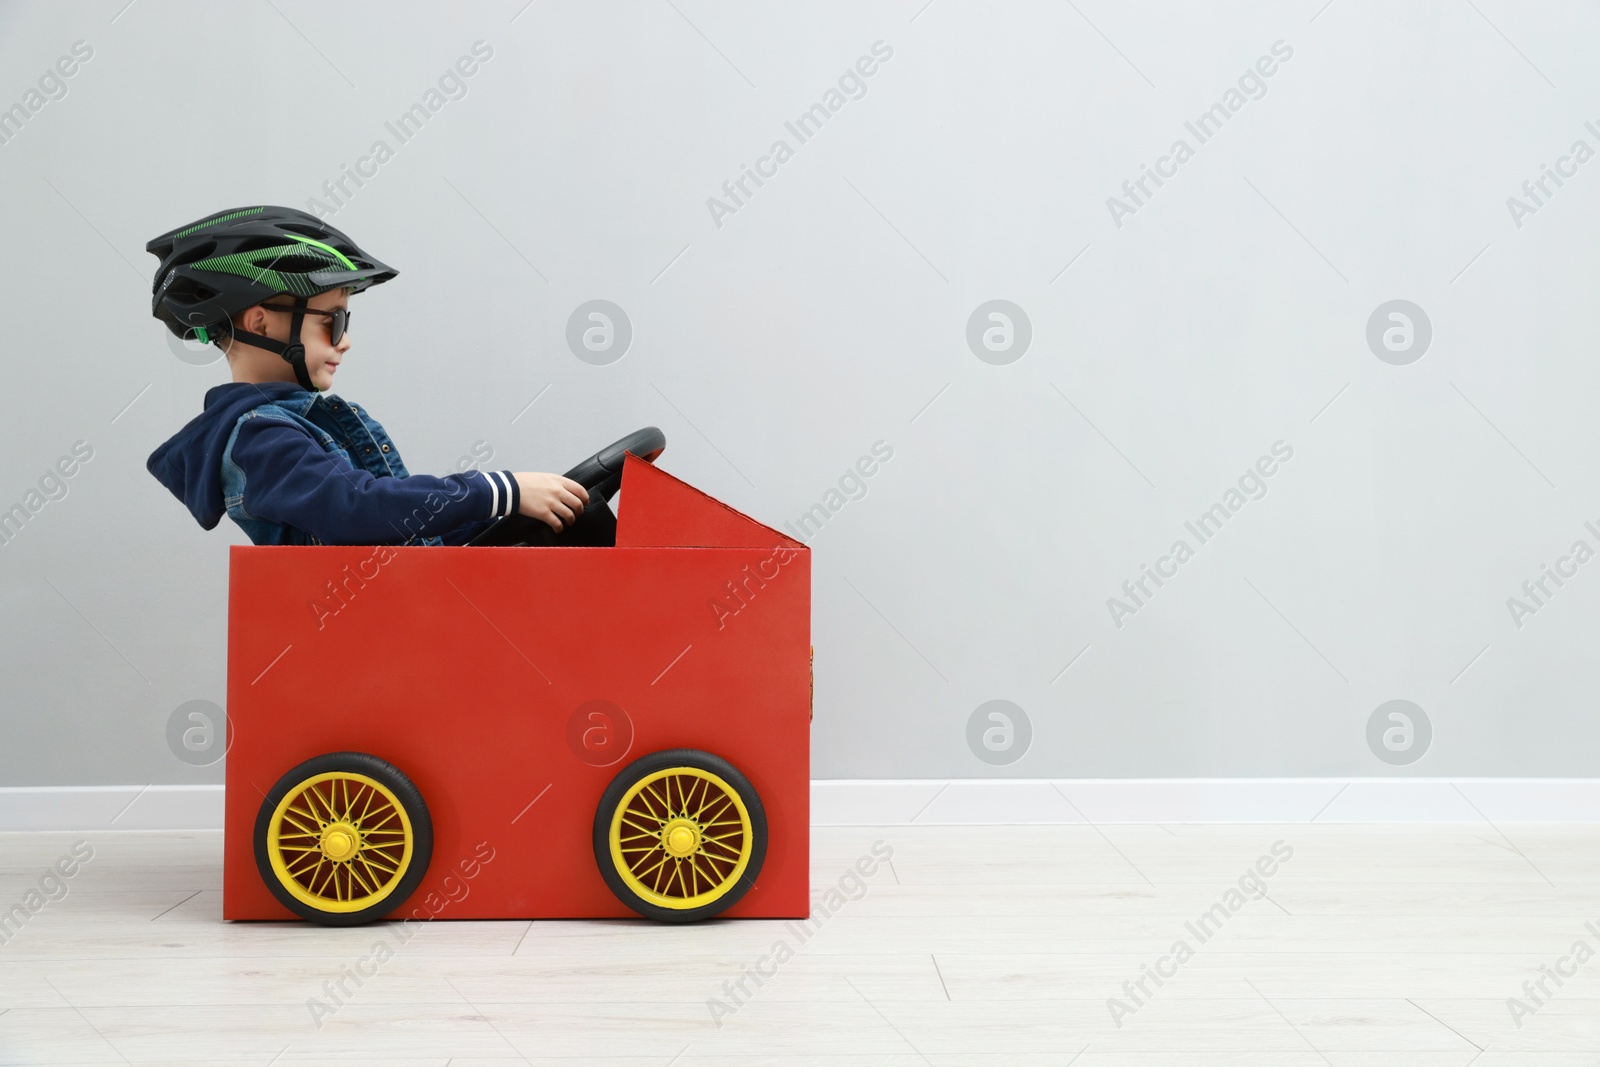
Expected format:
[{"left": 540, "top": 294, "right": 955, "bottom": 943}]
[{"left": 2, "top": 823, "right": 1598, "bottom": 1064}]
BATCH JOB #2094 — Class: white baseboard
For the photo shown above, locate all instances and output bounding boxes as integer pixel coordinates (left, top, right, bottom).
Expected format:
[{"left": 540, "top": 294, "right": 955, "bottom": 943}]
[
  {"left": 0, "top": 785, "right": 225, "bottom": 832},
  {"left": 811, "top": 778, "right": 1600, "bottom": 824},
  {"left": 0, "top": 779, "right": 1595, "bottom": 831}
]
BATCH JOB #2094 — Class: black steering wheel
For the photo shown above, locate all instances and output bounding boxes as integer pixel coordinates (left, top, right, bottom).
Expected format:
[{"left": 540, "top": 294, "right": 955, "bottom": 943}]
[
  {"left": 463, "top": 427, "right": 665, "bottom": 547},
  {"left": 562, "top": 426, "right": 665, "bottom": 505}
]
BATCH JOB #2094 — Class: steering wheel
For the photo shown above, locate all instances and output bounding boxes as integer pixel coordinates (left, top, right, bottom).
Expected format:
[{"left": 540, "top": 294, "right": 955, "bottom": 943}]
[
  {"left": 463, "top": 427, "right": 665, "bottom": 547},
  {"left": 562, "top": 426, "right": 665, "bottom": 505}
]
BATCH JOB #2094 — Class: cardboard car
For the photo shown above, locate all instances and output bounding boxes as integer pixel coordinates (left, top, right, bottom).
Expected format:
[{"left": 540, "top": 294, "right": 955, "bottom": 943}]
[{"left": 222, "top": 450, "right": 810, "bottom": 925}]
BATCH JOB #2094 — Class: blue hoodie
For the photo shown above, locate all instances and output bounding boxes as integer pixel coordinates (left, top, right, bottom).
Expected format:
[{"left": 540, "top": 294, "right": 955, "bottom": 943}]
[{"left": 147, "top": 381, "right": 518, "bottom": 546}]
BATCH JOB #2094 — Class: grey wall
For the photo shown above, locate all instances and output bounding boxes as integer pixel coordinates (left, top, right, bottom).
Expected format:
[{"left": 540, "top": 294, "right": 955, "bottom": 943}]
[{"left": 2, "top": 0, "right": 1596, "bottom": 786}]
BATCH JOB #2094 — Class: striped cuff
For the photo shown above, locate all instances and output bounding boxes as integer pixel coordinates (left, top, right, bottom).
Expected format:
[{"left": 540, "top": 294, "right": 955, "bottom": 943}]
[{"left": 479, "top": 470, "right": 520, "bottom": 518}]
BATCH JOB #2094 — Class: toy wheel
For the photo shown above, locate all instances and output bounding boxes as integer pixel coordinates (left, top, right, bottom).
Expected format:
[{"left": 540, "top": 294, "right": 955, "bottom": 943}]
[
  {"left": 594, "top": 749, "right": 767, "bottom": 922},
  {"left": 253, "top": 751, "right": 433, "bottom": 927}
]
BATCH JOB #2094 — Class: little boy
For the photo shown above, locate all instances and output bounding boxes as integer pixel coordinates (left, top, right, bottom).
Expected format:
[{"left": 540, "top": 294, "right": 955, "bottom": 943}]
[{"left": 146, "top": 206, "right": 607, "bottom": 547}]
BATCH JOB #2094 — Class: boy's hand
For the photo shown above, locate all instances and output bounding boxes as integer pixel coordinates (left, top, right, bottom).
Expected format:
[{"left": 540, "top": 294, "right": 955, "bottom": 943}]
[{"left": 513, "top": 472, "right": 589, "bottom": 532}]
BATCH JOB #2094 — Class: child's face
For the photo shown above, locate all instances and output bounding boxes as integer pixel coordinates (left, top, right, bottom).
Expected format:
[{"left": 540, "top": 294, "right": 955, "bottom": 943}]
[
  {"left": 294, "top": 289, "right": 352, "bottom": 392},
  {"left": 233, "top": 288, "right": 352, "bottom": 391}
]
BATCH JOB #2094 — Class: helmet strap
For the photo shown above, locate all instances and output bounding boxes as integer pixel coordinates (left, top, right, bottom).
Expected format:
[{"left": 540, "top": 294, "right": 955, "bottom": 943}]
[{"left": 228, "top": 296, "right": 317, "bottom": 391}]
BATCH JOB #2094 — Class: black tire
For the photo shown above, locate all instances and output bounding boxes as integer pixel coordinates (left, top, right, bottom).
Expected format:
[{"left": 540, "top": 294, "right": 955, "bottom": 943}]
[
  {"left": 593, "top": 749, "right": 767, "bottom": 923},
  {"left": 254, "top": 751, "right": 433, "bottom": 927}
]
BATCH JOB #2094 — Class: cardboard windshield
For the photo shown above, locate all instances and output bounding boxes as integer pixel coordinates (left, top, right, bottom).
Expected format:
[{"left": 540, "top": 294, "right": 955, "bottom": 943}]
[{"left": 615, "top": 452, "right": 804, "bottom": 550}]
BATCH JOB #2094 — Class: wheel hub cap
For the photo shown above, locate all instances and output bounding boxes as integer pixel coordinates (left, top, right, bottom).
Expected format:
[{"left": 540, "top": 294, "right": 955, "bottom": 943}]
[
  {"left": 663, "top": 818, "right": 700, "bottom": 857},
  {"left": 321, "top": 821, "right": 359, "bottom": 862}
]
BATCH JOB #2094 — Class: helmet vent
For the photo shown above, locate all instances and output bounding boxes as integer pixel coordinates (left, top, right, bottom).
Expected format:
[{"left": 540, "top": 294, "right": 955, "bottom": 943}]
[
  {"left": 166, "top": 277, "right": 220, "bottom": 306},
  {"left": 175, "top": 240, "right": 217, "bottom": 264},
  {"left": 266, "top": 255, "right": 338, "bottom": 273}
]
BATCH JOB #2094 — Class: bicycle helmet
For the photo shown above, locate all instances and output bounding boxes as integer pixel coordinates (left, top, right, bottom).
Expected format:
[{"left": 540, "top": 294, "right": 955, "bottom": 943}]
[{"left": 147, "top": 206, "right": 397, "bottom": 390}]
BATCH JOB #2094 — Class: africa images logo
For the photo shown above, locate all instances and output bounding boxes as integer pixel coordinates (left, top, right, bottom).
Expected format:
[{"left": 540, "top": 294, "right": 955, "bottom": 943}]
[
  {"left": 1105, "top": 40, "right": 1293, "bottom": 229},
  {"left": 1106, "top": 442, "right": 1293, "bottom": 628},
  {"left": 705, "top": 41, "right": 894, "bottom": 229}
]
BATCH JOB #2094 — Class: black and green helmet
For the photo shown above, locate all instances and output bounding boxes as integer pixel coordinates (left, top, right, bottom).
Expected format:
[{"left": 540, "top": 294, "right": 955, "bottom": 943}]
[{"left": 147, "top": 206, "right": 396, "bottom": 389}]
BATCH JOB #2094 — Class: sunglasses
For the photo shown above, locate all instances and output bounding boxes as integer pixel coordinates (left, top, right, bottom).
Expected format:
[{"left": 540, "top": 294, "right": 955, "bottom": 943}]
[{"left": 260, "top": 302, "right": 352, "bottom": 345}]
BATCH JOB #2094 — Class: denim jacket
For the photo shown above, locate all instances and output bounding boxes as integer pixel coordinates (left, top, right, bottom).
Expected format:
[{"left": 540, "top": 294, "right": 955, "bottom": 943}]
[
  {"left": 221, "top": 390, "right": 437, "bottom": 545},
  {"left": 148, "top": 381, "right": 520, "bottom": 546}
]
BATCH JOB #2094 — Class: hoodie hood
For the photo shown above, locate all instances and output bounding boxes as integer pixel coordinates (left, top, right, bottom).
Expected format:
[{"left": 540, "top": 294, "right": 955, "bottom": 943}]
[{"left": 147, "top": 381, "right": 310, "bottom": 529}]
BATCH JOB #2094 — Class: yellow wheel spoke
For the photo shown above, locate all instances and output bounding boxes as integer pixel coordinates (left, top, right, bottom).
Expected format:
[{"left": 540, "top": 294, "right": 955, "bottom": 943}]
[
  {"left": 285, "top": 855, "right": 320, "bottom": 878},
  {"left": 634, "top": 854, "right": 670, "bottom": 883},
  {"left": 700, "top": 844, "right": 742, "bottom": 870},
  {"left": 302, "top": 785, "right": 330, "bottom": 822},
  {"left": 317, "top": 858, "right": 337, "bottom": 897},
  {"left": 620, "top": 829, "right": 661, "bottom": 848},
  {"left": 645, "top": 782, "right": 671, "bottom": 817},
  {"left": 687, "top": 854, "right": 720, "bottom": 891},
  {"left": 684, "top": 856, "right": 703, "bottom": 895},
  {"left": 303, "top": 855, "right": 329, "bottom": 893},
  {"left": 360, "top": 806, "right": 397, "bottom": 824},
  {"left": 359, "top": 853, "right": 400, "bottom": 877},
  {"left": 288, "top": 797, "right": 320, "bottom": 823},
  {"left": 620, "top": 816, "right": 664, "bottom": 837},
  {"left": 698, "top": 858, "right": 733, "bottom": 879},
  {"left": 688, "top": 778, "right": 716, "bottom": 819},
  {"left": 362, "top": 810, "right": 400, "bottom": 831},
  {"left": 698, "top": 794, "right": 734, "bottom": 824},
  {"left": 346, "top": 859, "right": 377, "bottom": 896},
  {"left": 359, "top": 851, "right": 399, "bottom": 871},
  {"left": 630, "top": 788, "right": 657, "bottom": 820},
  {"left": 320, "top": 786, "right": 343, "bottom": 824},
  {"left": 279, "top": 810, "right": 318, "bottom": 837},
  {"left": 358, "top": 856, "right": 392, "bottom": 892}
]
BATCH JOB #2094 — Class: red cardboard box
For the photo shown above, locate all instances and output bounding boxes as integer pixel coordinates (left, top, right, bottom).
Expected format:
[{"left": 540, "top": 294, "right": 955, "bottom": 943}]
[{"left": 223, "top": 454, "right": 810, "bottom": 921}]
